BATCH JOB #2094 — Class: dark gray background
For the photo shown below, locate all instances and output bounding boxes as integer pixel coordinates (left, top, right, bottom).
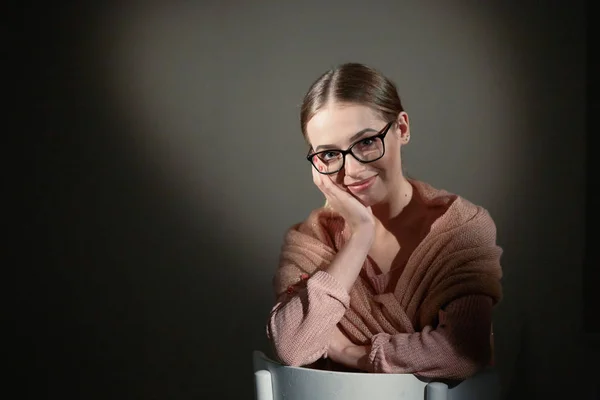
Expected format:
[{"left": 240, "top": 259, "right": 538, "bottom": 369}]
[{"left": 19, "top": 1, "right": 598, "bottom": 399}]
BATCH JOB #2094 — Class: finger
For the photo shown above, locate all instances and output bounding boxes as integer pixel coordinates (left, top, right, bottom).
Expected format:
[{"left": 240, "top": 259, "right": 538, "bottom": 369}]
[
  {"left": 311, "top": 165, "right": 320, "bottom": 186},
  {"left": 319, "top": 176, "right": 336, "bottom": 197},
  {"left": 320, "top": 173, "right": 345, "bottom": 198},
  {"left": 311, "top": 162, "right": 328, "bottom": 190},
  {"left": 312, "top": 168, "right": 335, "bottom": 204},
  {"left": 311, "top": 169, "right": 335, "bottom": 207},
  {"left": 311, "top": 161, "right": 345, "bottom": 200}
]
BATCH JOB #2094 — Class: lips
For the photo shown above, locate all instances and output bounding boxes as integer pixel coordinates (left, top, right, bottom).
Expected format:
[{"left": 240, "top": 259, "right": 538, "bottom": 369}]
[
  {"left": 345, "top": 175, "right": 377, "bottom": 192},
  {"left": 347, "top": 177, "right": 374, "bottom": 187}
]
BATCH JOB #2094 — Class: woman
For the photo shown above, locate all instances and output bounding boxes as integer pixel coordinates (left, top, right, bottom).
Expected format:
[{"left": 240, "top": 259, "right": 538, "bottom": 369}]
[{"left": 266, "top": 63, "right": 503, "bottom": 381}]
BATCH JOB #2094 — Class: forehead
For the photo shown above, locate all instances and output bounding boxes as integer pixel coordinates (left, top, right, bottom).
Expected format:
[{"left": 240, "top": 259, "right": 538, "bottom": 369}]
[{"left": 306, "top": 103, "right": 382, "bottom": 148}]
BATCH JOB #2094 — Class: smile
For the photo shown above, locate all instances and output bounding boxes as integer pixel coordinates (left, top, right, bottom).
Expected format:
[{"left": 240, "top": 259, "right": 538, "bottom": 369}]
[{"left": 346, "top": 175, "right": 377, "bottom": 193}]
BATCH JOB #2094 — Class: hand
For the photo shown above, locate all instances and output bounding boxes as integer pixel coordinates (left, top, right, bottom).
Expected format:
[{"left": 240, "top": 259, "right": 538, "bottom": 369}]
[
  {"left": 312, "top": 165, "right": 375, "bottom": 234},
  {"left": 327, "top": 326, "right": 371, "bottom": 371},
  {"left": 327, "top": 326, "right": 356, "bottom": 357}
]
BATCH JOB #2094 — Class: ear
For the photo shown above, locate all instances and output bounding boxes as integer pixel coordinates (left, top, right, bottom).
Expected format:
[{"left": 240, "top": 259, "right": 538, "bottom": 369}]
[{"left": 396, "top": 111, "right": 410, "bottom": 144}]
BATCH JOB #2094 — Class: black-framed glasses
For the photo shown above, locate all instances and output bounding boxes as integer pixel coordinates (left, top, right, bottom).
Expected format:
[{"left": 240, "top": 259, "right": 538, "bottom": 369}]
[{"left": 307, "top": 121, "right": 394, "bottom": 175}]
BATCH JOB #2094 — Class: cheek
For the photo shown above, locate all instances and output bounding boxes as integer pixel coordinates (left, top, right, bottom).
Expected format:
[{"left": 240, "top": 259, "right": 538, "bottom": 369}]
[
  {"left": 333, "top": 173, "right": 346, "bottom": 188},
  {"left": 375, "top": 152, "right": 399, "bottom": 174},
  {"left": 370, "top": 160, "right": 388, "bottom": 175}
]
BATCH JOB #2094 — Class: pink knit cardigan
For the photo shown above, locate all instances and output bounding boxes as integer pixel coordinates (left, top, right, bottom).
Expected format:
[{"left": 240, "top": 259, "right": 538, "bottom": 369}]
[{"left": 267, "top": 180, "right": 503, "bottom": 379}]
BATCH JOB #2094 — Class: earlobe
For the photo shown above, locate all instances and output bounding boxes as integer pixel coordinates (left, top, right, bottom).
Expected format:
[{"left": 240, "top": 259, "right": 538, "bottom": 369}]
[
  {"left": 399, "top": 127, "right": 410, "bottom": 144},
  {"left": 396, "top": 112, "right": 410, "bottom": 143},
  {"left": 395, "top": 124, "right": 410, "bottom": 143}
]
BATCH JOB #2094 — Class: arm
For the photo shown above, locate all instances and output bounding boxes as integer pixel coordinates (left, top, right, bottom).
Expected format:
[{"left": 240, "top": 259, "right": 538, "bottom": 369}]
[
  {"left": 267, "top": 229, "right": 373, "bottom": 367},
  {"left": 332, "top": 295, "right": 494, "bottom": 380}
]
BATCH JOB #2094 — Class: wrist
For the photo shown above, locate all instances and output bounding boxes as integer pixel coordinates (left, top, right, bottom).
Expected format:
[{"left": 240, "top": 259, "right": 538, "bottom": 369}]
[
  {"left": 342, "top": 345, "right": 371, "bottom": 371},
  {"left": 349, "top": 225, "right": 375, "bottom": 246},
  {"left": 327, "top": 341, "right": 344, "bottom": 361}
]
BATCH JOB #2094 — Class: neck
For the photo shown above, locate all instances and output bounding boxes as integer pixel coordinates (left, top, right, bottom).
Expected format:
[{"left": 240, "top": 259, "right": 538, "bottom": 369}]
[{"left": 371, "top": 175, "right": 414, "bottom": 230}]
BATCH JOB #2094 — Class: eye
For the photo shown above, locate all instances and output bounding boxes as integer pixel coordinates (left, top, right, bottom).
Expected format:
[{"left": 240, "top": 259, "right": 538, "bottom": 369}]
[
  {"left": 355, "top": 137, "right": 379, "bottom": 151},
  {"left": 318, "top": 151, "right": 341, "bottom": 162}
]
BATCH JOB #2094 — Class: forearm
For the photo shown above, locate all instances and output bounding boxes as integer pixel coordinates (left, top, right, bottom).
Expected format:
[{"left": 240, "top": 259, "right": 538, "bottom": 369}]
[
  {"left": 268, "top": 271, "right": 350, "bottom": 366},
  {"left": 367, "top": 295, "right": 493, "bottom": 379},
  {"left": 268, "top": 227, "right": 373, "bottom": 367},
  {"left": 324, "top": 227, "right": 373, "bottom": 292}
]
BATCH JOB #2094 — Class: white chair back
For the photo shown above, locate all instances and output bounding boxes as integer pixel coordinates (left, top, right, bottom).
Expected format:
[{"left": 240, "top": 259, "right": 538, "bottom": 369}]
[
  {"left": 253, "top": 350, "right": 447, "bottom": 400},
  {"left": 253, "top": 350, "right": 500, "bottom": 400}
]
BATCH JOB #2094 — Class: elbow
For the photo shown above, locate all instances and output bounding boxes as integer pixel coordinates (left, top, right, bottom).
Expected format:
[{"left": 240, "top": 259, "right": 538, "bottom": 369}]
[
  {"left": 280, "top": 352, "right": 310, "bottom": 367},
  {"left": 267, "top": 317, "right": 323, "bottom": 367},
  {"left": 267, "top": 328, "right": 299, "bottom": 366},
  {"left": 268, "top": 330, "right": 322, "bottom": 367},
  {"left": 454, "top": 345, "right": 492, "bottom": 380},
  {"left": 272, "top": 341, "right": 315, "bottom": 367},
  {"left": 456, "top": 357, "right": 485, "bottom": 380},
  {"left": 448, "top": 327, "right": 493, "bottom": 379},
  {"left": 273, "top": 338, "right": 324, "bottom": 367}
]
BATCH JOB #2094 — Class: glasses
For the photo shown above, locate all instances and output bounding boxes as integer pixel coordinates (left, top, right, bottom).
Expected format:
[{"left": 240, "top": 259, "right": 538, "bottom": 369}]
[{"left": 307, "top": 121, "right": 394, "bottom": 175}]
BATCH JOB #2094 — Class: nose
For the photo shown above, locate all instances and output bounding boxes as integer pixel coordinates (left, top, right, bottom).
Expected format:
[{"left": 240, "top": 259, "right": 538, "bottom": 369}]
[{"left": 343, "top": 154, "right": 365, "bottom": 177}]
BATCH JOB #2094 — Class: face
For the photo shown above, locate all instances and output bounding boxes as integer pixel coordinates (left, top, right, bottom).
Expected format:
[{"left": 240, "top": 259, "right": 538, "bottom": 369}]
[{"left": 306, "top": 103, "right": 410, "bottom": 206}]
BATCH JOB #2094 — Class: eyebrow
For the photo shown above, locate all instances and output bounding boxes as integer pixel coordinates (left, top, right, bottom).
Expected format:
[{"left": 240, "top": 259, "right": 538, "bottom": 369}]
[{"left": 314, "top": 128, "right": 378, "bottom": 152}]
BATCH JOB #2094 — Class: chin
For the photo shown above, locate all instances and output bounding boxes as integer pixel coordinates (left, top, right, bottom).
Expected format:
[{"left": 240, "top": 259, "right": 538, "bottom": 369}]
[{"left": 352, "top": 191, "right": 384, "bottom": 207}]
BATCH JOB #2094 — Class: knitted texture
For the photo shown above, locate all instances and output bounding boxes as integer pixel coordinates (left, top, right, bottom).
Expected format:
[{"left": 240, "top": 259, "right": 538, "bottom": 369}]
[{"left": 267, "top": 179, "right": 503, "bottom": 379}]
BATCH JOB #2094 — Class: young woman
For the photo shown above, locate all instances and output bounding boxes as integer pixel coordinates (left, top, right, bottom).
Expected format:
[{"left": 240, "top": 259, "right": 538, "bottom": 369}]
[{"left": 266, "top": 63, "right": 503, "bottom": 381}]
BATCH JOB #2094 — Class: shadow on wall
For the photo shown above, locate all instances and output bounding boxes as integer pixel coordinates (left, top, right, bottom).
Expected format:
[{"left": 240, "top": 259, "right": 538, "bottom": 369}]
[
  {"left": 27, "top": 21, "right": 266, "bottom": 400},
  {"left": 31, "top": 111, "right": 266, "bottom": 399}
]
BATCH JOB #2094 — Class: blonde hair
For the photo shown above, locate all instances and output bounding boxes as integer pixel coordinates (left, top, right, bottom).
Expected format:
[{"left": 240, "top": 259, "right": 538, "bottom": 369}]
[{"left": 300, "top": 63, "right": 405, "bottom": 140}]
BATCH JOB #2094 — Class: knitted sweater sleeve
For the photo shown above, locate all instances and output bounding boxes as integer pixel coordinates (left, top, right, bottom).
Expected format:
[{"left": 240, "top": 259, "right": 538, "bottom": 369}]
[
  {"left": 267, "top": 270, "right": 350, "bottom": 367},
  {"left": 368, "top": 294, "right": 494, "bottom": 379}
]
